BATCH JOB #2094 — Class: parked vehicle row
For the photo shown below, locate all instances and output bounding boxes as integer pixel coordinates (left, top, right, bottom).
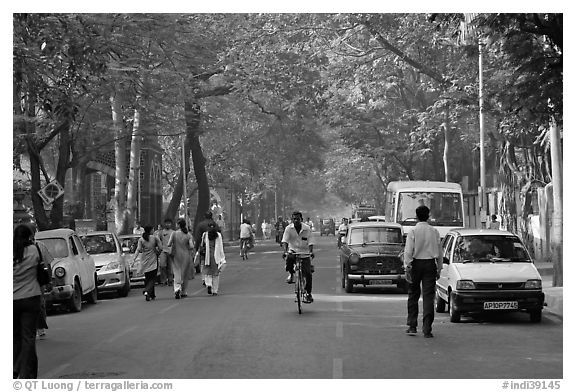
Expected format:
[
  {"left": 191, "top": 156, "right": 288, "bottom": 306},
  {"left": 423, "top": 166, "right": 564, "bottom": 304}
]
[
  {"left": 338, "top": 221, "right": 545, "bottom": 323},
  {"left": 34, "top": 229, "right": 143, "bottom": 313}
]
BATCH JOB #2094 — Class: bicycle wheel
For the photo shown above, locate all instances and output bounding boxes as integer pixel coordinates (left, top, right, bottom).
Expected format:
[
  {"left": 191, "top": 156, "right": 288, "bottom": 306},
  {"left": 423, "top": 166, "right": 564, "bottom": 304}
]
[{"left": 295, "top": 264, "right": 302, "bottom": 314}]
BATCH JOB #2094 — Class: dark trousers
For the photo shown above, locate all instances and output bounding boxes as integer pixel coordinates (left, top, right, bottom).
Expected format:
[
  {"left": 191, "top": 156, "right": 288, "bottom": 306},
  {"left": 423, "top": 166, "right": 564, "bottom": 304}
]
[
  {"left": 13, "top": 296, "right": 41, "bottom": 379},
  {"left": 286, "top": 254, "right": 313, "bottom": 294},
  {"left": 407, "top": 259, "right": 437, "bottom": 334},
  {"left": 143, "top": 269, "right": 157, "bottom": 298}
]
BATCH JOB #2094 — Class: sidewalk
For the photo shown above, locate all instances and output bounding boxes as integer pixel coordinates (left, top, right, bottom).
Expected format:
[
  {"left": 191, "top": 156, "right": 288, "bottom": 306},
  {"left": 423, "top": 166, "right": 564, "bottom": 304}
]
[{"left": 536, "top": 262, "right": 563, "bottom": 319}]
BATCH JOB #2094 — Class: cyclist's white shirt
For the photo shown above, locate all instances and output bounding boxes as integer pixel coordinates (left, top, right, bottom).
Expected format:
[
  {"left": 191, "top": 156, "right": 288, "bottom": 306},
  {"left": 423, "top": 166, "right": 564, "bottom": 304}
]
[{"left": 282, "top": 223, "right": 314, "bottom": 253}]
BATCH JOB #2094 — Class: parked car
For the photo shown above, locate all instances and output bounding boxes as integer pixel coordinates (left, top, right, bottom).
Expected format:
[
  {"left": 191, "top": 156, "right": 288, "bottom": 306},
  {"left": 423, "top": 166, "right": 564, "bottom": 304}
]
[
  {"left": 436, "top": 228, "right": 545, "bottom": 323},
  {"left": 35, "top": 228, "right": 98, "bottom": 312},
  {"left": 339, "top": 221, "right": 406, "bottom": 293},
  {"left": 118, "top": 234, "right": 145, "bottom": 286},
  {"left": 81, "top": 231, "right": 131, "bottom": 297},
  {"left": 320, "top": 218, "right": 336, "bottom": 236}
]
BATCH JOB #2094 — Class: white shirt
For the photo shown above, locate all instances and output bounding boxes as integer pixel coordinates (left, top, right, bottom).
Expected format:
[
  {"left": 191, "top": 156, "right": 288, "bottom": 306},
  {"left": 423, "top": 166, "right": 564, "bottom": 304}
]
[
  {"left": 281, "top": 223, "right": 314, "bottom": 253},
  {"left": 403, "top": 221, "right": 442, "bottom": 270},
  {"left": 240, "top": 223, "right": 252, "bottom": 239}
]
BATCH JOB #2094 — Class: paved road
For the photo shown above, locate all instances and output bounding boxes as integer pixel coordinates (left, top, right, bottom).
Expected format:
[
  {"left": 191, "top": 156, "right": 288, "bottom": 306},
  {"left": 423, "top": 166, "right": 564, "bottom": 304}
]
[{"left": 37, "top": 236, "right": 562, "bottom": 379}]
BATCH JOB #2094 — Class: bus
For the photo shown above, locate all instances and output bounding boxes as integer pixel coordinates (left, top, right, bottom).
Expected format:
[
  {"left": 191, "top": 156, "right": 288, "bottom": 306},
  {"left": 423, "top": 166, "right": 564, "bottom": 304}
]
[{"left": 385, "top": 181, "right": 465, "bottom": 239}]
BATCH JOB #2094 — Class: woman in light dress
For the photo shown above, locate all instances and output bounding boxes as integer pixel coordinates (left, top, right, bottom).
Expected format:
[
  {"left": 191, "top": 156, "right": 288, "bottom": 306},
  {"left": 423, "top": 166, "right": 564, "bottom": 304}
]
[{"left": 168, "top": 219, "right": 194, "bottom": 299}]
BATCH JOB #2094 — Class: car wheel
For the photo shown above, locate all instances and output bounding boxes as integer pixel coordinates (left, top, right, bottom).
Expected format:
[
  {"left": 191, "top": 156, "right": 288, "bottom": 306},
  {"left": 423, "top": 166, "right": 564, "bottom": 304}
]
[
  {"left": 529, "top": 309, "right": 542, "bottom": 323},
  {"left": 68, "top": 279, "right": 82, "bottom": 313},
  {"left": 449, "top": 292, "right": 460, "bottom": 322},
  {"left": 84, "top": 274, "right": 98, "bottom": 304},
  {"left": 344, "top": 272, "right": 354, "bottom": 293},
  {"left": 341, "top": 267, "right": 345, "bottom": 289},
  {"left": 435, "top": 291, "right": 446, "bottom": 313},
  {"left": 118, "top": 271, "right": 130, "bottom": 297}
]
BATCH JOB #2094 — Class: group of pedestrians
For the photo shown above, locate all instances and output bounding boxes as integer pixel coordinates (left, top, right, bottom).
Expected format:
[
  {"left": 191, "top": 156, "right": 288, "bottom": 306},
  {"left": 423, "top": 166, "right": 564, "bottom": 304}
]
[{"left": 131, "top": 212, "right": 227, "bottom": 300}]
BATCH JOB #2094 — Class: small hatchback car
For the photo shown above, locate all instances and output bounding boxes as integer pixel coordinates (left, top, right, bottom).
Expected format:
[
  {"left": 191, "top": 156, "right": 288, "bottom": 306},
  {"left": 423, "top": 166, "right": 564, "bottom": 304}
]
[
  {"left": 339, "top": 221, "right": 406, "bottom": 293},
  {"left": 436, "top": 229, "right": 544, "bottom": 323}
]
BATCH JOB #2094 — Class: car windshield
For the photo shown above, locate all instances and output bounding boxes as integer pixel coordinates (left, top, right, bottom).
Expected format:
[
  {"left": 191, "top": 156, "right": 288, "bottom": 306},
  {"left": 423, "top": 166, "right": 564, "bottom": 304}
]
[
  {"left": 82, "top": 234, "right": 117, "bottom": 254},
  {"left": 36, "top": 238, "right": 68, "bottom": 259},
  {"left": 349, "top": 227, "right": 402, "bottom": 245},
  {"left": 120, "top": 237, "right": 139, "bottom": 253},
  {"left": 397, "top": 191, "right": 463, "bottom": 226},
  {"left": 453, "top": 235, "right": 530, "bottom": 263}
]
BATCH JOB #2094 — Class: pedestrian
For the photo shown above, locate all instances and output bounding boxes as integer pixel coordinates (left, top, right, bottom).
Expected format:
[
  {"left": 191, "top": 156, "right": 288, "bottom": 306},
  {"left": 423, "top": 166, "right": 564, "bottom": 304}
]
[
  {"left": 488, "top": 214, "right": 500, "bottom": 230},
  {"left": 200, "top": 223, "right": 227, "bottom": 295},
  {"left": 133, "top": 221, "right": 144, "bottom": 235},
  {"left": 239, "top": 218, "right": 253, "bottom": 260},
  {"left": 275, "top": 216, "right": 285, "bottom": 246},
  {"left": 168, "top": 219, "right": 194, "bottom": 299},
  {"left": 264, "top": 220, "right": 272, "bottom": 240},
  {"left": 133, "top": 226, "right": 162, "bottom": 302},
  {"left": 261, "top": 219, "right": 267, "bottom": 240},
  {"left": 157, "top": 218, "right": 175, "bottom": 286},
  {"left": 195, "top": 211, "right": 220, "bottom": 284},
  {"left": 13, "top": 224, "right": 52, "bottom": 378},
  {"left": 403, "top": 205, "right": 442, "bottom": 338}
]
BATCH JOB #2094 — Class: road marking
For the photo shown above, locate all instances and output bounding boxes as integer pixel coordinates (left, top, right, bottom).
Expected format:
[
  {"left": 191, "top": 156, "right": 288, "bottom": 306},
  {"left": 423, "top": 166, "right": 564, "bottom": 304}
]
[
  {"left": 41, "top": 363, "right": 70, "bottom": 378},
  {"left": 104, "top": 325, "right": 137, "bottom": 344},
  {"left": 336, "top": 321, "right": 343, "bottom": 338},
  {"left": 333, "top": 358, "right": 343, "bottom": 379},
  {"left": 158, "top": 303, "right": 180, "bottom": 314}
]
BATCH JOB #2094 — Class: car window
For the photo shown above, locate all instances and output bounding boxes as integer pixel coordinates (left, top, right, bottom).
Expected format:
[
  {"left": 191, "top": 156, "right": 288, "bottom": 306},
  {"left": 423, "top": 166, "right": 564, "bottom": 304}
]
[
  {"left": 120, "top": 237, "right": 139, "bottom": 253},
  {"left": 36, "top": 238, "right": 68, "bottom": 259},
  {"left": 454, "top": 235, "right": 530, "bottom": 262},
  {"left": 82, "top": 234, "right": 118, "bottom": 254},
  {"left": 443, "top": 235, "right": 454, "bottom": 259},
  {"left": 349, "top": 227, "right": 402, "bottom": 245},
  {"left": 69, "top": 237, "right": 79, "bottom": 256}
]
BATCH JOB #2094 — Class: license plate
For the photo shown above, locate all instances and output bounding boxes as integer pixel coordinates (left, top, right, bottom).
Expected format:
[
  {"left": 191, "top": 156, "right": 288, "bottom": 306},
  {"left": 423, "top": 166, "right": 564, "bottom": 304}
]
[
  {"left": 370, "top": 279, "right": 393, "bottom": 285},
  {"left": 483, "top": 301, "right": 518, "bottom": 310}
]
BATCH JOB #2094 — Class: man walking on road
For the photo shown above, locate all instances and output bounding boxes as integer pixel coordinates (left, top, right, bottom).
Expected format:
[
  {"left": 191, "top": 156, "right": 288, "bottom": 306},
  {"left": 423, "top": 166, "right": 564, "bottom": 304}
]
[{"left": 403, "top": 205, "right": 442, "bottom": 338}]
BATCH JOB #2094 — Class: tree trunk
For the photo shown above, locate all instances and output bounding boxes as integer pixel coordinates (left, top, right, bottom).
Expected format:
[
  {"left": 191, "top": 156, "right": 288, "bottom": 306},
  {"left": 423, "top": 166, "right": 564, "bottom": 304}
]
[
  {"left": 126, "top": 104, "right": 143, "bottom": 232},
  {"left": 111, "top": 93, "right": 129, "bottom": 234},
  {"left": 27, "top": 137, "right": 51, "bottom": 230},
  {"left": 186, "top": 101, "right": 211, "bottom": 233},
  {"left": 49, "top": 117, "right": 72, "bottom": 228},
  {"left": 164, "top": 133, "right": 191, "bottom": 223},
  {"left": 442, "top": 103, "right": 451, "bottom": 182},
  {"left": 549, "top": 119, "right": 562, "bottom": 286}
]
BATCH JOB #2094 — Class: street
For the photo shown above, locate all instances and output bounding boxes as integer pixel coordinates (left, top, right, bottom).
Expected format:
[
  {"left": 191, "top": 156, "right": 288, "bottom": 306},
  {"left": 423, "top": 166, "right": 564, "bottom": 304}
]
[{"left": 37, "top": 236, "right": 562, "bottom": 379}]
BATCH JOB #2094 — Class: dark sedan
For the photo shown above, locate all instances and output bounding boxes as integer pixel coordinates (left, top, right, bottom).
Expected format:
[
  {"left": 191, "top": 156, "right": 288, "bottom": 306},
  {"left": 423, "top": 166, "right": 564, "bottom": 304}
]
[{"left": 339, "top": 221, "right": 407, "bottom": 293}]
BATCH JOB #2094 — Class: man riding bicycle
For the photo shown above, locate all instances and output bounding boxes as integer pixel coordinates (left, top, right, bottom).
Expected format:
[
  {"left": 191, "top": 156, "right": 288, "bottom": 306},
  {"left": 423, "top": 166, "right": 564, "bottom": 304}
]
[{"left": 282, "top": 211, "right": 315, "bottom": 303}]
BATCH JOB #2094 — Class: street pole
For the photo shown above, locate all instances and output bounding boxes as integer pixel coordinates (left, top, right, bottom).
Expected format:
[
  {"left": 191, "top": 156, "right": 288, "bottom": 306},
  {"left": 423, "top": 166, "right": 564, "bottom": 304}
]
[
  {"left": 181, "top": 133, "right": 188, "bottom": 228},
  {"left": 478, "top": 39, "right": 486, "bottom": 228}
]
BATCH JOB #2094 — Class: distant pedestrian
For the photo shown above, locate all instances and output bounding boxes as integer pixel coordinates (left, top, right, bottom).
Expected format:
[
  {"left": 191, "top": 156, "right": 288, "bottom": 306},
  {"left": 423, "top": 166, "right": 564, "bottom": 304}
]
[
  {"left": 489, "top": 214, "right": 500, "bottom": 230},
  {"left": 403, "top": 205, "right": 442, "bottom": 338},
  {"left": 133, "top": 221, "right": 144, "bottom": 235},
  {"left": 200, "top": 223, "right": 227, "bottom": 295},
  {"left": 133, "top": 226, "right": 162, "bottom": 301},
  {"left": 195, "top": 211, "right": 220, "bottom": 284},
  {"left": 13, "top": 224, "right": 51, "bottom": 378},
  {"left": 275, "top": 217, "right": 285, "bottom": 246},
  {"left": 168, "top": 219, "right": 194, "bottom": 299}
]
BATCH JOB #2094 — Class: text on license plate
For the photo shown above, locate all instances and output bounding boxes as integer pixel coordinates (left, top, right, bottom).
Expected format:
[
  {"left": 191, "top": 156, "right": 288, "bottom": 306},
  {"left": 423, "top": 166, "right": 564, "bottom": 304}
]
[
  {"left": 370, "top": 279, "right": 393, "bottom": 285},
  {"left": 483, "top": 301, "right": 518, "bottom": 310}
]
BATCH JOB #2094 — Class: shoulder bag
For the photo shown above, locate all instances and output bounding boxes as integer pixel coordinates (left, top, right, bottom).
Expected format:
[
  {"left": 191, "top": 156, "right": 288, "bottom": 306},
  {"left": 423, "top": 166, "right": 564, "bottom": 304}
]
[{"left": 35, "top": 243, "right": 52, "bottom": 286}]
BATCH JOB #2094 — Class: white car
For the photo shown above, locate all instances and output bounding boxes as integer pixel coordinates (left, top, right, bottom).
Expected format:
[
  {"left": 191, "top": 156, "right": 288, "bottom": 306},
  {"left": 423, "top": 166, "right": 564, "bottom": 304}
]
[
  {"left": 81, "top": 231, "right": 131, "bottom": 297},
  {"left": 436, "top": 229, "right": 544, "bottom": 323},
  {"left": 35, "top": 228, "right": 98, "bottom": 312}
]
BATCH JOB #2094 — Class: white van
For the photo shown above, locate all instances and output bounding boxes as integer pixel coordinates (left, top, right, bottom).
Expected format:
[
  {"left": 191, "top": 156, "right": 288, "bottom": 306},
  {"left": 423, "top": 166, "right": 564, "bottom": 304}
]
[{"left": 435, "top": 228, "right": 544, "bottom": 323}]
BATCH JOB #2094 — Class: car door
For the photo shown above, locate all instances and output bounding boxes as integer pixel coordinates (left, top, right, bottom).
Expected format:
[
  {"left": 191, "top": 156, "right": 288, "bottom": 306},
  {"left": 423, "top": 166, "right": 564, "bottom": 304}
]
[
  {"left": 437, "top": 234, "right": 454, "bottom": 301},
  {"left": 113, "top": 234, "right": 128, "bottom": 273},
  {"left": 72, "top": 234, "right": 95, "bottom": 293}
]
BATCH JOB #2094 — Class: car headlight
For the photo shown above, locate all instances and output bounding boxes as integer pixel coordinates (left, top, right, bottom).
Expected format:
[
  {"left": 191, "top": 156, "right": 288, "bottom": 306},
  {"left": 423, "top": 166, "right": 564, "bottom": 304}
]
[
  {"left": 101, "top": 261, "right": 121, "bottom": 272},
  {"left": 456, "top": 280, "right": 475, "bottom": 290},
  {"left": 525, "top": 279, "right": 542, "bottom": 289},
  {"left": 349, "top": 254, "right": 360, "bottom": 264},
  {"left": 54, "top": 266, "right": 66, "bottom": 278}
]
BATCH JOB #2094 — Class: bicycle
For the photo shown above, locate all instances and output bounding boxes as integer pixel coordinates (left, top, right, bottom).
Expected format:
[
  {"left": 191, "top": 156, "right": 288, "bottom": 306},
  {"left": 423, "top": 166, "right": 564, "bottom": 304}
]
[
  {"left": 290, "top": 252, "right": 311, "bottom": 314},
  {"left": 240, "top": 237, "right": 250, "bottom": 260}
]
